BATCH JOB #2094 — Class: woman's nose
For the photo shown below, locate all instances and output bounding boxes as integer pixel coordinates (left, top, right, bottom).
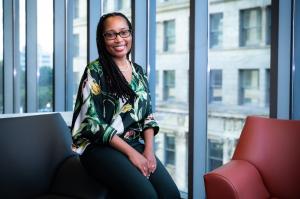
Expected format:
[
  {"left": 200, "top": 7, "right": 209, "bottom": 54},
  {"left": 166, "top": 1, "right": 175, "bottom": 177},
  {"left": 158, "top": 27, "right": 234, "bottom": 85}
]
[{"left": 114, "top": 34, "right": 123, "bottom": 42}]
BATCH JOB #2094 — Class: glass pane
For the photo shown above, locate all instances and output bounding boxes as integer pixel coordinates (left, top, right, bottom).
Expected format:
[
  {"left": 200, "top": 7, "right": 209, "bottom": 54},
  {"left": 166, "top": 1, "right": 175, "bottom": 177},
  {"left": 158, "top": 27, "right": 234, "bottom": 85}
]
[
  {"left": 0, "top": 0, "right": 3, "bottom": 113},
  {"left": 70, "top": 0, "right": 87, "bottom": 107},
  {"left": 207, "top": 0, "right": 271, "bottom": 171},
  {"left": 155, "top": 0, "right": 189, "bottom": 193},
  {"left": 210, "top": 13, "right": 223, "bottom": 48},
  {"left": 18, "top": 0, "right": 26, "bottom": 113},
  {"left": 37, "top": 0, "right": 53, "bottom": 112},
  {"left": 103, "top": 0, "right": 131, "bottom": 16}
]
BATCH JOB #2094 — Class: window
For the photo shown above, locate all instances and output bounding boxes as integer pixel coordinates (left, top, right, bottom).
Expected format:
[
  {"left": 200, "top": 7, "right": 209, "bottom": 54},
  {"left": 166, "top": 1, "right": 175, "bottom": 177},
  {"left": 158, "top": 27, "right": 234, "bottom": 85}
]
[
  {"left": 210, "top": 13, "right": 223, "bottom": 48},
  {"left": 165, "top": 134, "right": 176, "bottom": 166},
  {"left": 266, "top": 6, "right": 271, "bottom": 45},
  {"left": 207, "top": 139, "right": 223, "bottom": 171},
  {"left": 73, "top": 34, "right": 79, "bottom": 57},
  {"left": 156, "top": 1, "right": 189, "bottom": 193},
  {"left": 240, "top": 8, "right": 262, "bottom": 47},
  {"left": 209, "top": 69, "right": 222, "bottom": 103},
  {"left": 18, "top": 0, "right": 26, "bottom": 113},
  {"left": 37, "top": 0, "right": 53, "bottom": 112},
  {"left": 70, "top": 0, "right": 87, "bottom": 106},
  {"left": 239, "top": 69, "right": 259, "bottom": 105},
  {"left": 103, "top": 0, "right": 130, "bottom": 13},
  {"left": 163, "top": 20, "right": 175, "bottom": 52},
  {"left": 207, "top": 0, "right": 270, "bottom": 173},
  {"left": 163, "top": 70, "right": 175, "bottom": 101}
]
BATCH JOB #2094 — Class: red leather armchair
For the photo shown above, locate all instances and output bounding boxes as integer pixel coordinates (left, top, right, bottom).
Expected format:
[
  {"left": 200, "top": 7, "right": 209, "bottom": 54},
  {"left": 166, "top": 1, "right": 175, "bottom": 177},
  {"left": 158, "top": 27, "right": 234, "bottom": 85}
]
[{"left": 204, "top": 116, "right": 300, "bottom": 199}]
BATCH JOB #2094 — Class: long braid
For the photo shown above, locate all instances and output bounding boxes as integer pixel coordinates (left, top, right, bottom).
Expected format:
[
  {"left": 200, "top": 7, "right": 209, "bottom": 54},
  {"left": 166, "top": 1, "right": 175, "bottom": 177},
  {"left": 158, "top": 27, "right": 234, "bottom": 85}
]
[{"left": 96, "top": 12, "right": 136, "bottom": 103}]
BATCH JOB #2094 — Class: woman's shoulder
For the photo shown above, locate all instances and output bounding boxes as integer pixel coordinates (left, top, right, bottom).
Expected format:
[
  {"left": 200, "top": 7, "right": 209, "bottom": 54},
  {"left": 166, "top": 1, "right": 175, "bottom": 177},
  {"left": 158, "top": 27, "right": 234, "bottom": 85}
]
[
  {"left": 86, "top": 59, "right": 103, "bottom": 73},
  {"left": 133, "top": 62, "right": 146, "bottom": 75}
]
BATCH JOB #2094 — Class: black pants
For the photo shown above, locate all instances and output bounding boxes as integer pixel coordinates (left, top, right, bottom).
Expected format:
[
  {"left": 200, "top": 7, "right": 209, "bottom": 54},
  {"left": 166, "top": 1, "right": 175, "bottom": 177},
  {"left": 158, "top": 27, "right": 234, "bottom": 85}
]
[{"left": 80, "top": 142, "right": 181, "bottom": 199}]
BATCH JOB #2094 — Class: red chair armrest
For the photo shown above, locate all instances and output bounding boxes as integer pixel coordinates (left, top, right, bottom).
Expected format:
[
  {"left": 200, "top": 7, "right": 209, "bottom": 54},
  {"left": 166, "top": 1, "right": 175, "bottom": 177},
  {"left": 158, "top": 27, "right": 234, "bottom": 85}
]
[{"left": 204, "top": 160, "right": 270, "bottom": 199}]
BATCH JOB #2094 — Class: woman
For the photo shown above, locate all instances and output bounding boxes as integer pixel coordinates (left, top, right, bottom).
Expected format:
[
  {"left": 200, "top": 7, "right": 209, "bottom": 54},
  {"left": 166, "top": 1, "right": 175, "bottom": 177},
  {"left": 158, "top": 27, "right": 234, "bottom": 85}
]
[{"left": 71, "top": 12, "right": 180, "bottom": 199}]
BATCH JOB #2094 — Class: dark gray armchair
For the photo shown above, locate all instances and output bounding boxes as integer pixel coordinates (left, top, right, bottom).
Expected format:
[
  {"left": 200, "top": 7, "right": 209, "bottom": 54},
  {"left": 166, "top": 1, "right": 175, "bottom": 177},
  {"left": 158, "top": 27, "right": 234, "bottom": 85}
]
[{"left": 0, "top": 113, "right": 109, "bottom": 199}]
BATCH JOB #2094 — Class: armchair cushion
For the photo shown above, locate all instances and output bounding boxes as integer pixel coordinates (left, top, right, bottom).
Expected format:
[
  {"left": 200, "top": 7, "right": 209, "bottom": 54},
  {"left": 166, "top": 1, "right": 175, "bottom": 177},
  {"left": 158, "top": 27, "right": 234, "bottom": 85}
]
[{"left": 204, "top": 160, "right": 270, "bottom": 199}]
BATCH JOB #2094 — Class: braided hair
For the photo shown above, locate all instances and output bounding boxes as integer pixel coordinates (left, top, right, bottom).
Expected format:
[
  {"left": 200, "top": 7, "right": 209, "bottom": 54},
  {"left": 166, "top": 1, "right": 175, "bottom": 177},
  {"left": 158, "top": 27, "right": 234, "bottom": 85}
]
[{"left": 96, "top": 12, "right": 136, "bottom": 103}]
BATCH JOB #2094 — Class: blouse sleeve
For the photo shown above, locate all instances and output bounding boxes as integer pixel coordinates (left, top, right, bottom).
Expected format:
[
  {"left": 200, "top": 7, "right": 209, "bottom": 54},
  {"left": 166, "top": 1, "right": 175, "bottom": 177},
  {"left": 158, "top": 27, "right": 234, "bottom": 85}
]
[
  {"left": 141, "top": 70, "right": 159, "bottom": 136},
  {"left": 71, "top": 67, "right": 118, "bottom": 148}
]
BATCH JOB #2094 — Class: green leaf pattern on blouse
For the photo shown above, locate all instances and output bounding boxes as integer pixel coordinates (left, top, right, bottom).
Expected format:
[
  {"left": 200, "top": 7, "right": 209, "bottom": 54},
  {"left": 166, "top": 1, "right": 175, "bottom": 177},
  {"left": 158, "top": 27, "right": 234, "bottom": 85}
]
[{"left": 71, "top": 60, "right": 159, "bottom": 154}]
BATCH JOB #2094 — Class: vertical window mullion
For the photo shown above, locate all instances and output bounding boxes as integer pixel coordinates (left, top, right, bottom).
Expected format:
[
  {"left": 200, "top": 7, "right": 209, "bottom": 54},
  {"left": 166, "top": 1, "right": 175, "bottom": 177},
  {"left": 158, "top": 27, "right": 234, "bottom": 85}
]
[
  {"left": 54, "top": 0, "right": 66, "bottom": 111},
  {"left": 26, "top": 0, "right": 38, "bottom": 112},
  {"left": 293, "top": 0, "right": 300, "bottom": 119},
  {"left": 189, "top": 0, "right": 208, "bottom": 198},
  {"left": 87, "top": 0, "right": 101, "bottom": 63},
  {"left": 3, "top": 0, "right": 14, "bottom": 113},
  {"left": 66, "top": 0, "right": 73, "bottom": 111}
]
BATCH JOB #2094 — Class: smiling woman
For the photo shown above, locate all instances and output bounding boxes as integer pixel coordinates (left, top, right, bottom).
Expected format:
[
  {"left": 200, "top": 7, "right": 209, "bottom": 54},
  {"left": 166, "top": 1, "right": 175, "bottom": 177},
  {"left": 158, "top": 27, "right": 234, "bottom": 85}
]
[{"left": 70, "top": 12, "right": 181, "bottom": 199}]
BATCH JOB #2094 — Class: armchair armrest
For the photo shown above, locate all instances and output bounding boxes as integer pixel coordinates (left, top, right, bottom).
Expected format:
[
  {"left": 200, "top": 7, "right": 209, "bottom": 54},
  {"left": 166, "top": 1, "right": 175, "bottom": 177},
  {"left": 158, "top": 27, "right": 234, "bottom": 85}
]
[
  {"left": 51, "top": 155, "right": 108, "bottom": 199},
  {"left": 204, "top": 160, "right": 270, "bottom": 199}
]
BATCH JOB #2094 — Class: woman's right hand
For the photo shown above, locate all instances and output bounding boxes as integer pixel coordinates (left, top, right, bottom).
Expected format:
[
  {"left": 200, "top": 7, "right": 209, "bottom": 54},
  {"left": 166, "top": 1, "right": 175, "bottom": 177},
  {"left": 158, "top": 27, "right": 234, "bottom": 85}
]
[{"left": 128, "top": 150, "right": 149, "bottom": 177}]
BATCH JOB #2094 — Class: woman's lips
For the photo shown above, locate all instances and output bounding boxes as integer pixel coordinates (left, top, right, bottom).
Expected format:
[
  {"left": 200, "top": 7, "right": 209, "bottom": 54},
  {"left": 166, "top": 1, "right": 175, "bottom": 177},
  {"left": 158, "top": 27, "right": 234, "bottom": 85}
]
[{"left": 113, "top": 45, "right": 126, "bottom": 52}]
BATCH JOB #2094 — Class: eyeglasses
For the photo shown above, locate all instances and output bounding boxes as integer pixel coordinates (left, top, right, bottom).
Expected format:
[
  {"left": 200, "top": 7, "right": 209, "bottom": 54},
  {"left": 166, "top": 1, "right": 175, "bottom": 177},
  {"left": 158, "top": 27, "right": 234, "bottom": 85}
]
[{"left": 103, "top": 29, "right": 132, "bottom": 40}]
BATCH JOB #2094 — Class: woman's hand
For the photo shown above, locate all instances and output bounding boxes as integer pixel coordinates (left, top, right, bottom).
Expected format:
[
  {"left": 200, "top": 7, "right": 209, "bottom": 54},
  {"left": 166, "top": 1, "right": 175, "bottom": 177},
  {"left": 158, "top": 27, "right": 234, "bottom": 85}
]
[
  {"left": 143, "top": 148, "right": 157, "bottom": 174},
  {"left": 128, "top": 150, "right": 150, "bottom": 177},
  {"left": 143, "top": 128, "right": 156, "bottom": 174}
]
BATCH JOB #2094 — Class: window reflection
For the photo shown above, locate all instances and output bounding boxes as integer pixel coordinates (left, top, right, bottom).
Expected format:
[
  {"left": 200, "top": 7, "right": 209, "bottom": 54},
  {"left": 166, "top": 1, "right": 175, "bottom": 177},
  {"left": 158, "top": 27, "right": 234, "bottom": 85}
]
[
  {"left": 37, "top": 0, "right": 53, "bottom": 112},
  {"left": 207, "top": 0, "right": 271, "bottom": 171}
]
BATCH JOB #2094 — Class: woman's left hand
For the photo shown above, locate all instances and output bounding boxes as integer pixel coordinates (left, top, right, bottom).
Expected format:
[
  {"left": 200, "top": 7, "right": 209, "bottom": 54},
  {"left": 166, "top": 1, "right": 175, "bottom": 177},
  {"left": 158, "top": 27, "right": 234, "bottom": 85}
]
[{"left": 143, "top": 149, "right": 157, "bottom": 174}]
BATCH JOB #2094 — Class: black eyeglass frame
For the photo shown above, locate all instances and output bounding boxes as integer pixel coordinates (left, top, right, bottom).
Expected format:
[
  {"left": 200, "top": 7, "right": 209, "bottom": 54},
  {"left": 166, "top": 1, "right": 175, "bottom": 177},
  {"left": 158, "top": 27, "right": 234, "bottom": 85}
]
[{"left": 103, "top": 29, "right": 132, "bottom": 40}]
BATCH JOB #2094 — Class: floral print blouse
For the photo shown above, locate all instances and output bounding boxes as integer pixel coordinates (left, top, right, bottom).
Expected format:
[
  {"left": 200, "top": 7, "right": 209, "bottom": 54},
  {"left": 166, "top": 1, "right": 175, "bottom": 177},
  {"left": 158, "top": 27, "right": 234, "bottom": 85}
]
[{"left": 71, "top": 59, "right": 159, "bottom": 154}]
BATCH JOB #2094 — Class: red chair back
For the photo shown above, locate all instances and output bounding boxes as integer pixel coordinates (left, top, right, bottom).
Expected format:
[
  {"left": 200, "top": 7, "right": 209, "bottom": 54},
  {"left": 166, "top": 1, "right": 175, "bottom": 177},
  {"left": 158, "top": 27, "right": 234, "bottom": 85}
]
[{"left": 233, "top": 116, "right": 300, "bottom": 199}]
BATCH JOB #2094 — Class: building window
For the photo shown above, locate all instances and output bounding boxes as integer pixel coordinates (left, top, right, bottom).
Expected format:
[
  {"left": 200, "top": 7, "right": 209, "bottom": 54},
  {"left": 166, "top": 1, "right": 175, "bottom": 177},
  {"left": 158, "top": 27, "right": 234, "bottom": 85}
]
[
  {"left": 210, "top": 13, "right": 223, "bottom": 48},
  {"left": 73, "top": 34, "right": 79, "bottom": 57},
  {"left": 266, "top": 6, "right": 271, "bottom": 45},
  {"left": 239, "top": 69, "right": 260, "bottom": 105},
  {"left": 209, "top": 69, "right": 222, "bottom": 103},
  {"left": 165, "top": 134, "right": 175, "bottom": 166},
  {"left": 163, "top": 70, "right": 175, "bottom": 101},
  {"left": 240, "top": 8, "right": 262, "bottom": 47},
  {"left": 208, "top": 139, "right": 223, "bottom": 171},
  {"left": 74, "top": 0, "right": 79, "bottom": 19},
  {"left": 163, "top": 20, "right": 175, "bottom": 52}
]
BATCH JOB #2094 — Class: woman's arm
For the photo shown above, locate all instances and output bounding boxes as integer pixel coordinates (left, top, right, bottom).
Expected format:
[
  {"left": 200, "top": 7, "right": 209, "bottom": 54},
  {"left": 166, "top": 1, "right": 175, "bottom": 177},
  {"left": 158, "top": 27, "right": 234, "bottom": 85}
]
[
  {"left": 110, "top": 135, "right": 150, "bottom": 177},
  {"left": 142, "top": 128, "right": 157, "bottom": 173}
]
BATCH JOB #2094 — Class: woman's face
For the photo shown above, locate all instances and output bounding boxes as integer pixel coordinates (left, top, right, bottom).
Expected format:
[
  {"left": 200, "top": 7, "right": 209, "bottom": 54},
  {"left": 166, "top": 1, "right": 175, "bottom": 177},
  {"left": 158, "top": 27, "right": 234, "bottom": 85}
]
[{"left": 103, "top": 16, "right": 132, "bottom": 60}]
